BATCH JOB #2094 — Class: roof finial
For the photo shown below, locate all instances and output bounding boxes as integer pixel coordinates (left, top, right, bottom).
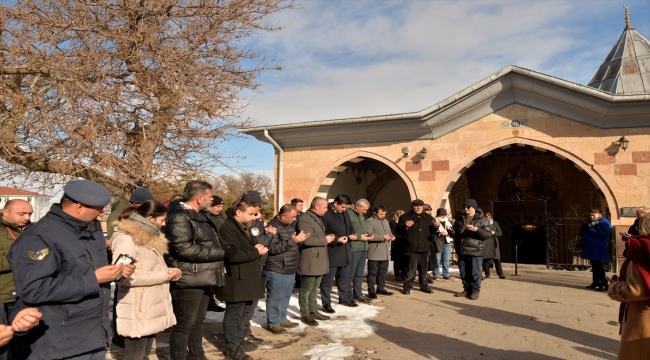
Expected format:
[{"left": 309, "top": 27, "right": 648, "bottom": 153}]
[{"left": 624, "top": 5, "right": 634, "bottom": 30}]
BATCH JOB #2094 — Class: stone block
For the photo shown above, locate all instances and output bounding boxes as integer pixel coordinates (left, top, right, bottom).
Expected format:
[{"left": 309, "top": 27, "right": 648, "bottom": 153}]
[
  {"left": 419, "top": 171, "right": 436, "bottom": 181},
  {"left": 614, "top": 164, "right": 637, "bottom": 176},
  {"left": 594, "top": 153, "right": 616, "bottom": 165},
  {"left": 405, "top": 161, "right": 422, "bottom": 171},
  {"left": 632, "top": 151, "right": 650, "bottom": 163},
  {"left": 431, "top": 160, "right": 450, "bottom": 171}
]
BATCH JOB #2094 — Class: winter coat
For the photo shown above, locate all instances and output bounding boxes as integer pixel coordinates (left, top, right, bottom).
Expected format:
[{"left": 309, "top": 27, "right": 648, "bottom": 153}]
[
  {"left": 0, "top": 218, "right": 30, "bottom": 304},
  {"left": 433, "top": 217, "right": 455, "bottom": 253},
  {"left": 365, "top": 215, "right": 393, "bottom": 261},
  {"left": 483, "top": 221, "right": 503, "bottom": 260},
  {"left": 396, "top": 211, "right": 435, "bottom": 253},
  {"left": 453, "top": 212, "right": 492, "bottom": 257},
  {"left": 205, "top": 211, "right": 226, "bottom": 231},
  {"left": 111, "top": 219, "right": 176, "bottom": 338},
  {"left": 347, "top": 208, "right": 369, "bottom": 252},
  {"left": 263, "top": 217, "right": 299, "bottom": 274},
  {"left": 579, "top": 217, "right": 611, "bottom": 262},
  {"left": 215, "top": 216, "right": 265, "bottom": 302},
  {"left": 7, "top": 205, "right": 111, "bottom": 360},
  {"left": 389, "top": 220, "right": 406, "bottom": 261},
  {"left": 296, "top": 210, "right": 329, "bottom": 276},
  {"left": 164, "top": 202, "right": 225, "bottom": 288},
  {"left": 608, "top": 261, "right": 650, "bottom": 360},
  {"left": 321, "top": 205, "right": 354, "bottom": 268}
]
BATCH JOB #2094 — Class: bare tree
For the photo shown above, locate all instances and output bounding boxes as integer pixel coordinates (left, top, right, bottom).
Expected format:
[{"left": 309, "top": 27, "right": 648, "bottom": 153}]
[
  {"left": 212, "top": 172, "right": 274, "bottom": 216},
  {"left": 0, "top": 0, "right": 292, "bottom": 196}
]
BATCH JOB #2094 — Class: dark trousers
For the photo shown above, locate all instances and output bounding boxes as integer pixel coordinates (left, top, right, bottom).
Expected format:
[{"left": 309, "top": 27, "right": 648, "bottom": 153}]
[
  {"left": 367, "top": 260, "right": 389, "bottom": 294},
  {"left": 299, "top": 275, "right": 322, "bottom": 316},
  {"left": 459, "top": 255, "right": 483, "bottom": 294},
  {"left": 169, "top": 287, "right": 210, "bottom": 360},
  {"left": 320, "top": 264, "right": 352, "bottom": 305},
  {"left": 393, "top": 255, "right": 407, "bottom": 277},
  {"left": 591, "top": 260, "right": 607, "bottom": 286},
  {"left": 123, "top": 335, "right": 155, "bottom": 360},
  {"left": 403, "top": 251, "right": 429, "bottom": 290},
  {"left": 223, "top": 301, "right": 253, "bottom": 350},
  {"left": 243, "top": 299, "right": 259, "bottom": 337},
  {"left": 350, "top": 251, "right": 367, "bottom": 297},
  {"left": 482, "top": 259, "right": 503, "bottom": 277}
]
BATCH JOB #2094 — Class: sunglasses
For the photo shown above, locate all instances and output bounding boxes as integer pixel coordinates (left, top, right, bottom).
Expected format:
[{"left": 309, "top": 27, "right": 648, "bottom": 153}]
[{"left": 463, "top": 206, "right": 472, "bottom": 209}]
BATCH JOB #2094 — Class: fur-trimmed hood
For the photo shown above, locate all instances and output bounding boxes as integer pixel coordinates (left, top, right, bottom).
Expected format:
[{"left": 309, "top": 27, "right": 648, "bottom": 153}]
[{"left": 113, "top": 219, "right": 169, "bottom": 255}]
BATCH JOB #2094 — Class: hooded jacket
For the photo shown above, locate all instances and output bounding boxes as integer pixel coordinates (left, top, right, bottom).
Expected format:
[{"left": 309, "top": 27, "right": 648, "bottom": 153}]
[{"left": 111, "top": 219, "right": 176, "bottom": 338}]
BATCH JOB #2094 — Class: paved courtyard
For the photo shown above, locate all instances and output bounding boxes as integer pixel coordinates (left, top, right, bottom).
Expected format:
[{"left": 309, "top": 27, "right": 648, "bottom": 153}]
[{"left": 109, "top": 267, "right": 622, "bottom": 360}]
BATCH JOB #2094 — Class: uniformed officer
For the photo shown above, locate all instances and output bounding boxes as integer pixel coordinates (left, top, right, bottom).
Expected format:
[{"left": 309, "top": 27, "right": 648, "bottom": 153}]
[{"left": 8, "top": 179, "right": 136, "bottom": 360}]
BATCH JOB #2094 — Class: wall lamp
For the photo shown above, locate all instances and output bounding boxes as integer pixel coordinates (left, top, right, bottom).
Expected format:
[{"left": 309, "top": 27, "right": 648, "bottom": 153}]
[
  {"left": 402, "top": 146, "right": 410, "bottom": 157},
  {"left": 618, "top": 136, "right": 629, "bottom": 151},
  {"left": 419, "top": 147, "right": 428, "bottom": 160}
]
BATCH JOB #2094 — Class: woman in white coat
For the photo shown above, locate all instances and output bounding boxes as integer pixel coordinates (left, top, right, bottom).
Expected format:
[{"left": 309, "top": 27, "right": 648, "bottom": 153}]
[{"left": 111, "top": 200, "right": 182, "bottom": 360}]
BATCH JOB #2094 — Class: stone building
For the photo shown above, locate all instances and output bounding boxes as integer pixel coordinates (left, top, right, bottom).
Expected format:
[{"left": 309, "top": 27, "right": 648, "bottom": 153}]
[{"left": 239, "top": 11, "right": 650, "bottom": 270}]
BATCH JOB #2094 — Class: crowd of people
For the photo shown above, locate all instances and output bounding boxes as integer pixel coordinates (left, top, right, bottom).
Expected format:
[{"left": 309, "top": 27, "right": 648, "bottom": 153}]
[{"left": 0, "top": 178, "right": 647, "bottom": 360}]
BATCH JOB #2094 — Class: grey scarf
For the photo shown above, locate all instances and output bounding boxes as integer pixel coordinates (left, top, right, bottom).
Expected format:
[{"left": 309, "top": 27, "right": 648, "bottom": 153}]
[{"left": 128, "top": 212, "right": 161, "bottom": 236}]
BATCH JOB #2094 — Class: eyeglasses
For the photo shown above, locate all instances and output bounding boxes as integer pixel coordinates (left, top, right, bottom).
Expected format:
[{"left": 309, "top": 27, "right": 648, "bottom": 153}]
[
  {"left": 463, "top": 206, "right": 472, "bottom": 209},
  {"left": 254, "top": 213, "right": 260, "bottom": 216}
]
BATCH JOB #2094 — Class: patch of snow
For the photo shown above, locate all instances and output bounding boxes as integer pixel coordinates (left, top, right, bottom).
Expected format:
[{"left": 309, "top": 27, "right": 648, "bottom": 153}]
[{"left": 302, "top": 342, "right": 355, "bottom": 360}]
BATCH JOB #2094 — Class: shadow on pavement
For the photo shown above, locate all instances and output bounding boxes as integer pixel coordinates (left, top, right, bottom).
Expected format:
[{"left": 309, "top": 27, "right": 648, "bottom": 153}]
[
  {"left": 440, "top": 300, "right": 619, "bottom": 356},
  {"left": 370, "top": 319, "right": 565, "bottom": 360}
]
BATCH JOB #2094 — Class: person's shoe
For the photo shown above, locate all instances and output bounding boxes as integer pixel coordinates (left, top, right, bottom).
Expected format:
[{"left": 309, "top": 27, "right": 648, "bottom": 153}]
[
  {"left": 207, "top": 299, "right": 225, "bottom": 312},
  {"left": 240, "top": 340, "right": 260, "bottom": 352},
  {"left": 585, "top": 283, "right": 598, "bottom": 289},
  {"left": 469, "top": 293, "right": 480, "bottom": 300},
  {"left": 420, "top": 287, "right": 433, "bottom": 294},
  {"left": 434, "top": 276, "right": 441, "bottom": 280},
  {"left": 339, "top": 299, "right": 359, "bottom": 307},
  {"left": 322, "top": 304, "right": 336, "bottom": 313},
  {"left": 401, "top": 288, "right": 410, "bottom": 295},
  {"left": 395, "top": 275, "right": 404, "bottom": 281},
  {"left": 367, "top": 293, "right": 378, "bottom": 299},
  {"left": 353, "top": 295, "right": 371, "bottom": 303},
  {"left": 443, "top": 276, "right": 451, "bottom": 280},
  {"left": 267, "top": 324, "right": 286, "bottom": 334},
  {"left": 310, "top": 311, "right": 330, "bottom": 321},
  {"left": 427, "top": 278, "right": 434, "bottom": 284},
  {"left": 225, "top": 346, "right": 252, "bottom": 360},
  {"left": 498, "top": 274, "right": 506, "bottom": 279},
  {"left": 596, "top": 284, "right": 609, "bottom": 292},
  {"left": 300, "top": 315, "right": 319, "bottom": 326},
  {"left": 481, "top": 275, "right": 485, "bottom": 280},
  {"left": 243, "top": 334, "right": 263, "bottom": 346},
  {"left": 376, "top": 289, "right": 393, "bottom": 296},
  {"left": 454, "top": 290, "right": 467, "bottom": 297},
  {"left": 484, "top": 276, "right": 490, "bottom": 279},
  {"left": 280, "top": 320, "right": 299, "bottom": 328}
]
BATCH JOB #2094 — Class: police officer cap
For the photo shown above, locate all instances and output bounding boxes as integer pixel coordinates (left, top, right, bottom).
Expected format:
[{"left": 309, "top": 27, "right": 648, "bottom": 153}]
[
  {"left": 129, "top": 187, "right": 154, "bottom": 204},
  {"left": 241, "top": 191, "right": 267, "bottom": 206},
  {"left": 63, "top": 179, "right": 112, "bottom": 207}
]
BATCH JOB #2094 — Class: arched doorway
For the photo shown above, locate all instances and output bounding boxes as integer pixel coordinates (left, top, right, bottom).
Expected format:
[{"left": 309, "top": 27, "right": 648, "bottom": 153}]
[
  {"left": 444, "top": 143, "right": 614, "bottom": 269},
  {"left": 313, "top": 155, "right": 414, "bottom": 216}
]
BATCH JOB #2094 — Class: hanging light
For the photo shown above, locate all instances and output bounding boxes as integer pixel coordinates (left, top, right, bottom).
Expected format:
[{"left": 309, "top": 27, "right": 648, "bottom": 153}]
[
  {"left": 419, "top": 147, "right": 427, "bottom": 160},
  {"left": 521, "top": 224, "right": 538, "bottom": 231},
  {"left": 619, "top": 136, "right": 629, "bottom": 151}
]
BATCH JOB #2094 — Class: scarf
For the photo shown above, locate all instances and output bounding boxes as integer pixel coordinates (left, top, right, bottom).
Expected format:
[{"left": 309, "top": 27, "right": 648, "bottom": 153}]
[
  {"left": 617, "top": 236, "right": 650, "bottom": 333},
  {"left": 128, "top": 212, "right": 161, "bottom": 236}
]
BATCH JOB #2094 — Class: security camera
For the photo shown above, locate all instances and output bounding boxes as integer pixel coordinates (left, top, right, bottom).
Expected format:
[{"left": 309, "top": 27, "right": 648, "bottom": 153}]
[{"left": 402, "top": 146, "right": 410, "bottom": 157}]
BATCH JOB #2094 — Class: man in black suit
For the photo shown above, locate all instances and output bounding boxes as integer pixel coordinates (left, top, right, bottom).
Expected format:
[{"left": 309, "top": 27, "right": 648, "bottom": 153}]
[{"left": 319, "top": 194, "right": 358, "bottom": 313}]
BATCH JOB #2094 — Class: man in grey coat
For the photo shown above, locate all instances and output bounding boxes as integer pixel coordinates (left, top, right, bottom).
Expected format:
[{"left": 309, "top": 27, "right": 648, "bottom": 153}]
[
  {"left": 296, "top": 197, "right": 335, "bottom": 326},
  {"left": 365, "top": 206, "right": 396, "bottom": 299}
]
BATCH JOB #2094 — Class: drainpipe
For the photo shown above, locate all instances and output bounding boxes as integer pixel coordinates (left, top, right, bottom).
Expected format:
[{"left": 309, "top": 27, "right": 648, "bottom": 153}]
[{"left": 264, "top": 129, "right": 283, "bottom": 211}]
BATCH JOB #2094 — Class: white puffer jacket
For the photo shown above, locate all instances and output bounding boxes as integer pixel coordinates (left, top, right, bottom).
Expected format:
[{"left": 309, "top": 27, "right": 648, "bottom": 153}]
[{"left": 111, "top": 219, "right": 177, "bottom": 338}]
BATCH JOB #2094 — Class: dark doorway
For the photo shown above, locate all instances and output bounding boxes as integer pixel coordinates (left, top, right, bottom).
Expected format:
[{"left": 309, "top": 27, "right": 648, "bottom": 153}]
[{"left": 511, "top": 225, "right": 546, "bottom": 265}]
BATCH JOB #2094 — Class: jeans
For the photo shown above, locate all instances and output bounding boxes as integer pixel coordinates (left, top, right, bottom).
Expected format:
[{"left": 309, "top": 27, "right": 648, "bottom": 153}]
[
  {"left": 263, "top": 270, "right": 295, "bottom": 326},
  {"left": 223, "top": 301, "right": 253, "bottom": 349},
  {"left": 591, "top": 260, "right": 607, "bottom": 286},
  {"left": 299, "top": 275, "right": 322, "bottom": 316},
  {"left": 459, "top": 255, "right": 483, "bottom": 294},
  {"left": 350, "top": 251, "right": 367, "bottom": 297},
  {"left": 434, "top": 245, "right": 453, "bottom": 277},
  {"left": 403, "top": 252, "right": 429, "bottom": 290},
  {"left": 123, "top": 335, "right": 155, "bottom": 360},
  {"left": 367, "top": 260, "right": 389, "bottom": 294},
  {"left": 169, "top": 287, "right": 210, "bottom": 360},
  {"left": 320, "top": 264, "right": 352, "bottom": 304}
]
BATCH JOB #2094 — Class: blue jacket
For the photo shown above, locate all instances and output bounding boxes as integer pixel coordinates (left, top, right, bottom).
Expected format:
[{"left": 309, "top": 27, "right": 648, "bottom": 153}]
[
  {"left": 579, "top": 217, "right": 611, "bottom": 262},
  {"left": 7, "top": 205, "right": 110, "bottom": 360}
]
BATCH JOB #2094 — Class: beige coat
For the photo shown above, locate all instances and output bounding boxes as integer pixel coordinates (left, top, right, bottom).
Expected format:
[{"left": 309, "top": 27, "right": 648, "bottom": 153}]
[
  {"left": 608, "top": 261, "right": 650, "bottom": 360},
  {"left": 111, "top": 219, "right": 177, "bottom": 338}
]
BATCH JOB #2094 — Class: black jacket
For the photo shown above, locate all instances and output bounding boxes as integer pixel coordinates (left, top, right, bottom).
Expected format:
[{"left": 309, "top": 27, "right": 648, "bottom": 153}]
[
  {"left": 164, "top": 202, "right": 225, "bottom": 288},
  {"left": 483, "top": 221, "right": 502, "bottom": 260},
  {"left": 321, "top": 204, "right": 355, "bottom": 268},
  {"left": 397, "top": 211, "right": 435, "bottom": 253},
  {"left": 453, "top": 211, "right": 492, "bottom": 257},
  {"left": 205, "top": 211, "right": 226, "bottom": 230},
  {"left": 216, "top": 216, "right": 265, "bottom": 302},
  {"left": 389, "top": 220, "right": 406, "bottom": 260},
  {"left": 263, "top": 217, "right": 299, "bottom": 274}
]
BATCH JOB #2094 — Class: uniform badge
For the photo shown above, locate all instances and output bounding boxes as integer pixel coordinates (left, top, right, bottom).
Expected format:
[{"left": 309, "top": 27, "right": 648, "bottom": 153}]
[
  {"left": 251, "top": 228, "right": 260, "bottom": 237},
  {"left": 27, "top": 248, "right": 50, "bottom": 261}
]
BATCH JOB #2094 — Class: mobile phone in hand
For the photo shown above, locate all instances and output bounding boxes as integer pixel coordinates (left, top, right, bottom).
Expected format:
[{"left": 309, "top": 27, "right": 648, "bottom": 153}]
[{"left": 113, "top": 254, "right": 135, "bottom": 281}]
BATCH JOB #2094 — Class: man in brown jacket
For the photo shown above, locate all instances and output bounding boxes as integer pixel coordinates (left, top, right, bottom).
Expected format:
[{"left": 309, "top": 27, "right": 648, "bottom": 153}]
[
  {"left": 0, "top": 200, "right": 33, "bottom": 307},
  {"left": 296, "top": 197, "right": 335, "bottom": 326}
]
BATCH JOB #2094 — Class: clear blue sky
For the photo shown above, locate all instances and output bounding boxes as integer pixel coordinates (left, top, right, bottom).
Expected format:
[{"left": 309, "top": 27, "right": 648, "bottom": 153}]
[{"left": 220, "top": 0, "right": 650, "bottom": 179}]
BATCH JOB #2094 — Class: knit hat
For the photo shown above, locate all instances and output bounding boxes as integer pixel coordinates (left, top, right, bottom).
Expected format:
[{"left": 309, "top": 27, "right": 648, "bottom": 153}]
[
  {"left": 436, "top": 208, "right": 448, "bottom": 216},
  {"left": 463, "top": 199, "right": 478, "bottom": 209},
  {"left": 130, "top": 188, "right": 154, "bottom": 204},
  {"left": 212, "top": 196, "right": 224, "bottom": 207}
]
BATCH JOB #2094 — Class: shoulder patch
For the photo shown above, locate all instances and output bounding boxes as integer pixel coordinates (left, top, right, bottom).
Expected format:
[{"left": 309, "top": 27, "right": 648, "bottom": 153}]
[{"left": 27, "top": 248, "right": 50, "bottom": 261}]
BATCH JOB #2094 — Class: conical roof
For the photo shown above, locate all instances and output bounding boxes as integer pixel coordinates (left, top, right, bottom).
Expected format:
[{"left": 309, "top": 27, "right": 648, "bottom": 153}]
[{"left": 587, "top": 7, "right": 650, "bottom": 94}]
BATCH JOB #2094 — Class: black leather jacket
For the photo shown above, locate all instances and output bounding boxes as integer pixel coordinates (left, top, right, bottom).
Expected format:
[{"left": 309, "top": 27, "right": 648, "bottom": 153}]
[
  {"left": 453, "top": 211, "right": 492, "bottom": 257},
  {"left": 165, "top": 202, "right": 225, "bottom": 287}
]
